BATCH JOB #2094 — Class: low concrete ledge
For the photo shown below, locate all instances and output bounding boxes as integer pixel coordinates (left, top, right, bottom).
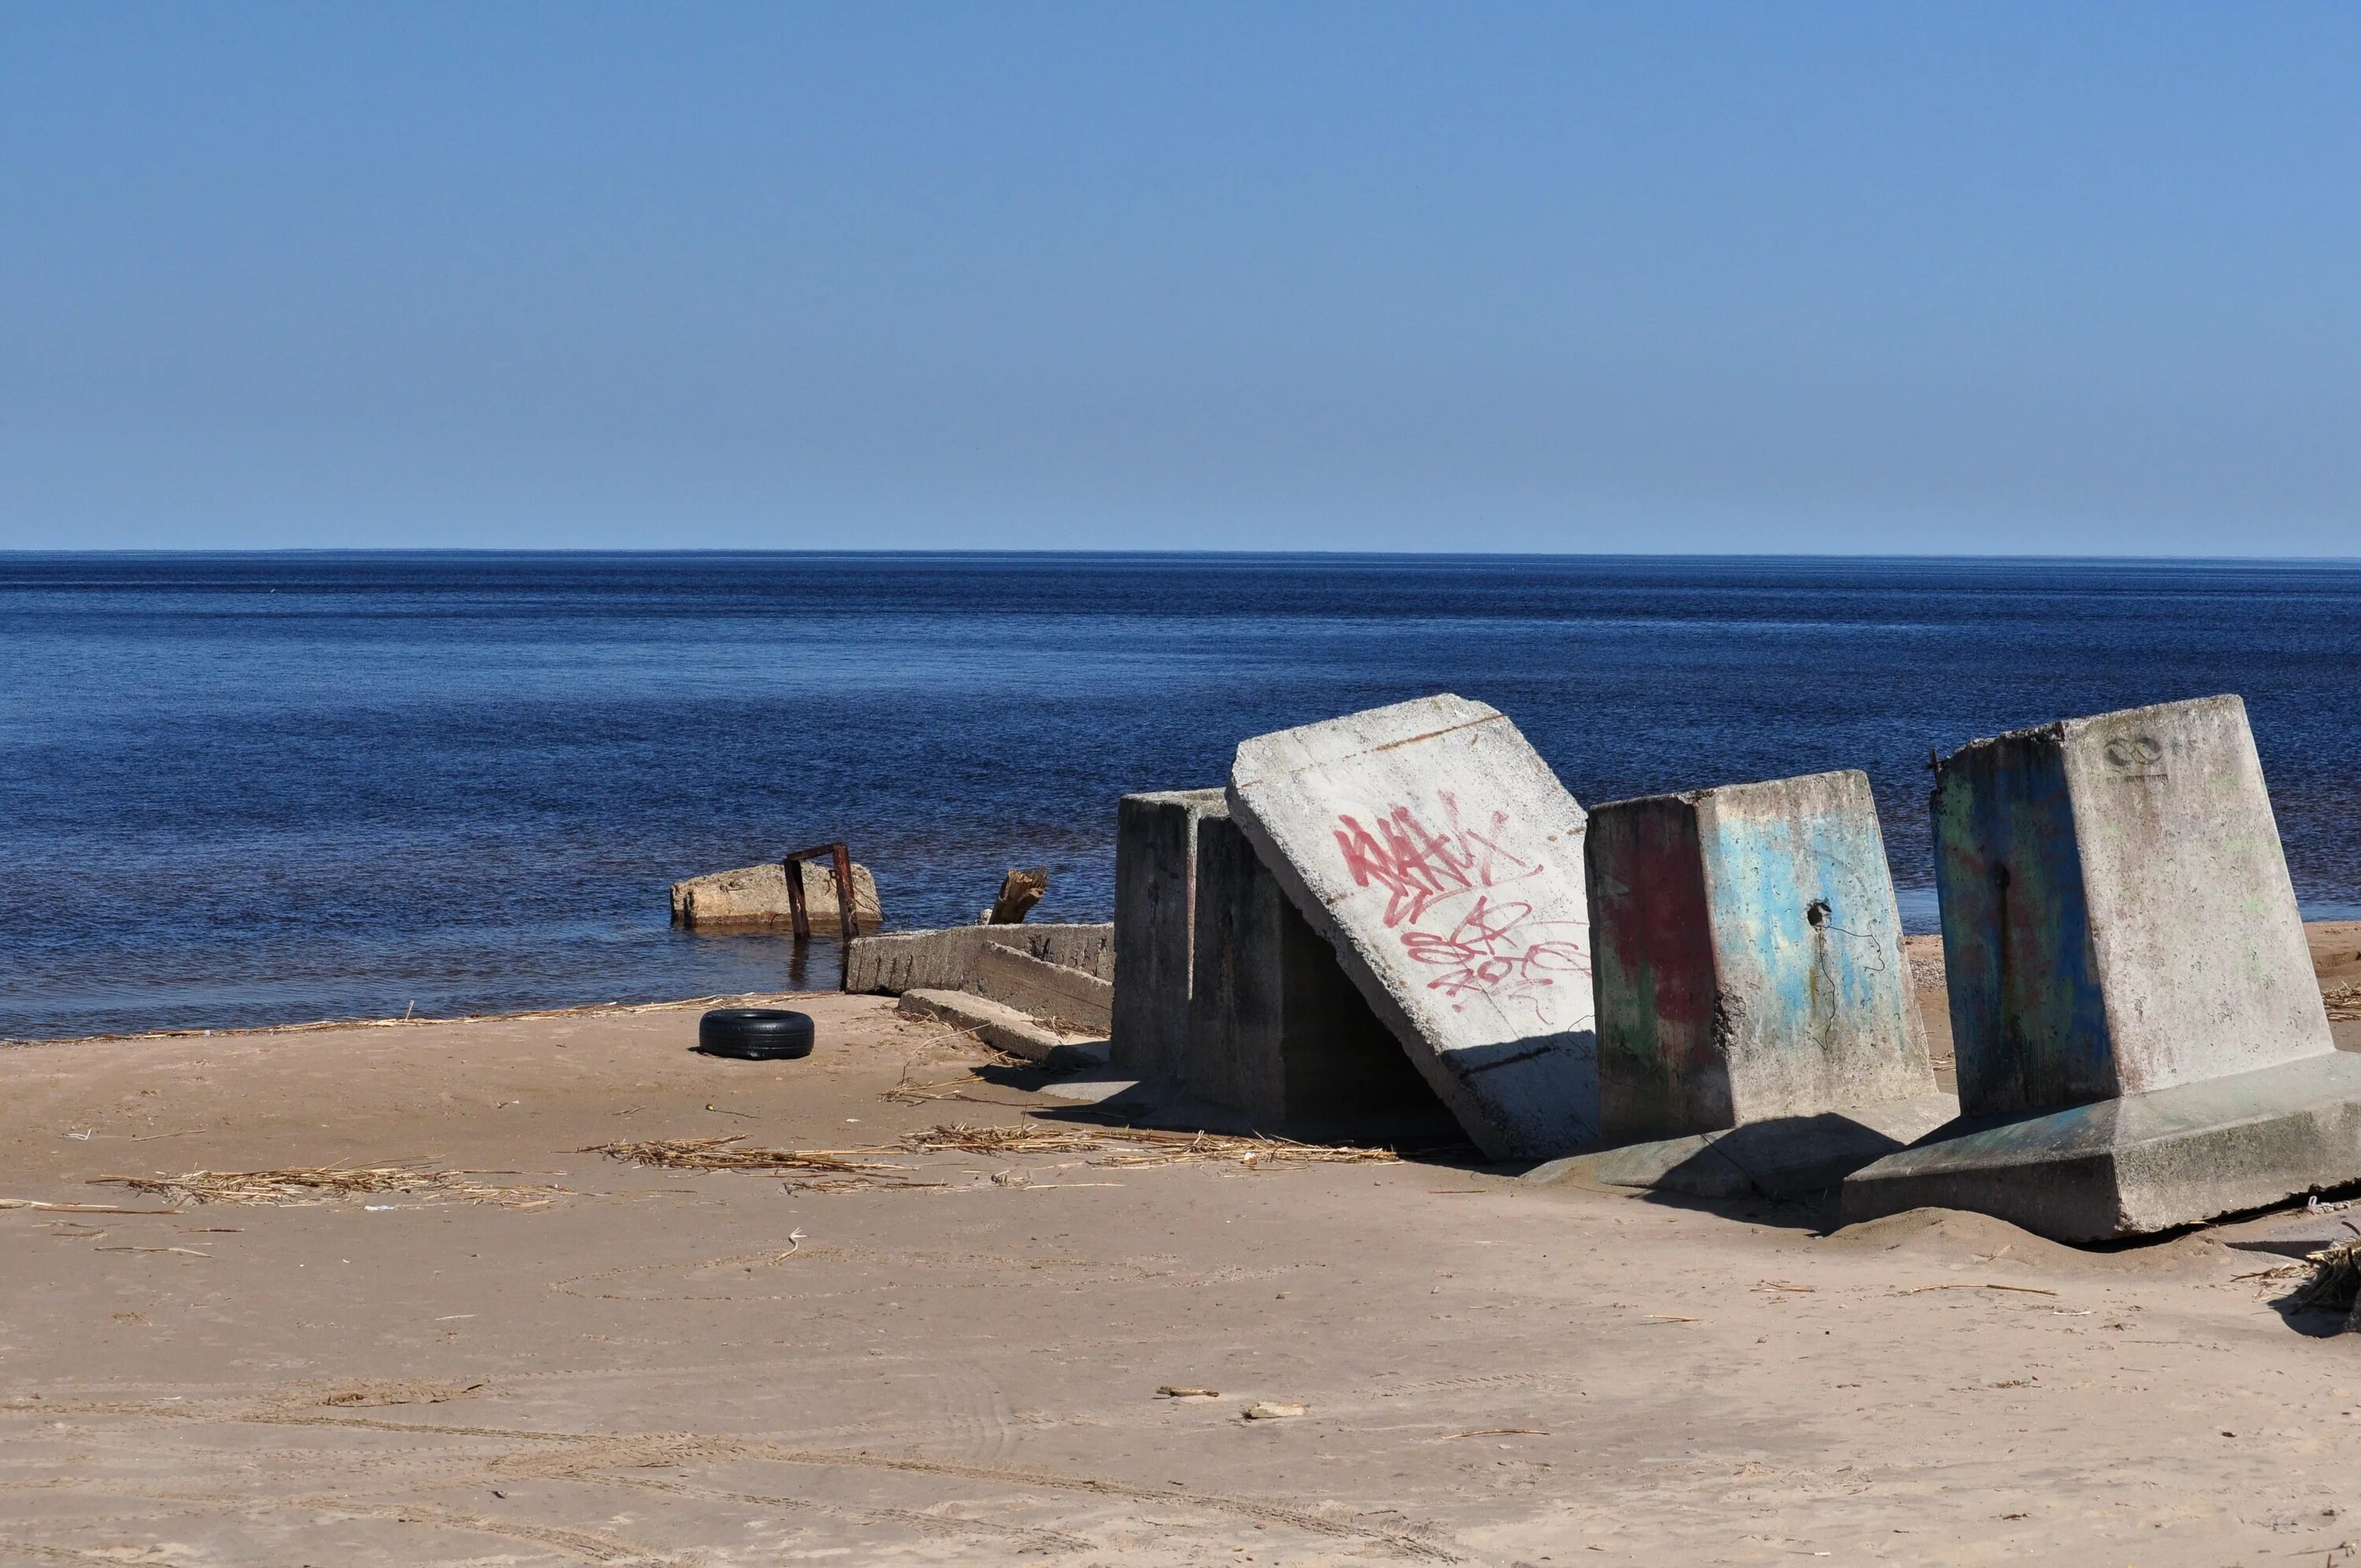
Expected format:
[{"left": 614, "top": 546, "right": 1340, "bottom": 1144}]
[
  {"left": 1839, "top": 1052, "right": 2361, "bottom": 1242},
  {"left": 972, "top": 943, "right": 1113, "bottom": 1034},
  {"left": 1534, "top": 1094, "right": 1959, "bottom": 1199},
  {"left": 895, "top": 989, "right": 1068, "bottom": 1061},
  {"left": 846, "top": 924, "right": 1114, "bottom": 996}
]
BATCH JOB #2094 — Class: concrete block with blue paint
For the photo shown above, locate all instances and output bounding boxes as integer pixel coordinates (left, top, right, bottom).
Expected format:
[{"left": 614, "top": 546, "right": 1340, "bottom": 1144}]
[
  {"left": 1844, "top": 694, "right": 2358, "bottom": 1241},
  {"left": 1573, "top": 769, "right": 1949, "bottom": 1197}
]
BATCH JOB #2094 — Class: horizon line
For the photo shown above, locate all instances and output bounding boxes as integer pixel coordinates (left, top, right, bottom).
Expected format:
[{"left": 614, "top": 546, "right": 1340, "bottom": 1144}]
[{"left": 6, "top": 547, "right": 2361, "bottom": 566}]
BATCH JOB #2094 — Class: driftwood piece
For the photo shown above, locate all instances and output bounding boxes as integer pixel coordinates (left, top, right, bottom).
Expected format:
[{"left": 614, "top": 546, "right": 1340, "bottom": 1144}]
[{"left": 986, "top": 867, "right": 1049, "bottom": 925}]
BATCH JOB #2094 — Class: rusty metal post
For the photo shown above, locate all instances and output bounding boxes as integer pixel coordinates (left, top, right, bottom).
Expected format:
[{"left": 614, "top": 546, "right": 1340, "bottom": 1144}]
[
  {"left": 781, "top": 840, "right": 859, "bottom": 991},
  {"left": 781, "top": 851, "right": 814, "bottom": 942},
  {"left": 829, "top": 843, "right": 859, "bottom": 939}
]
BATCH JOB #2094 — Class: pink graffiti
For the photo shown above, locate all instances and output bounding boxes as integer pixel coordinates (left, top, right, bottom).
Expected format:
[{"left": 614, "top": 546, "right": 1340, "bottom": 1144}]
[
  {"left": 1332, "top": 792, "right": 1538, "bottom": 928},
  {"left": 1332, "top": 795, "right": 1585, "bottom": 1016},
  {"left": 1400, "top": 896, "right": 1590, "bottom": 1009}
]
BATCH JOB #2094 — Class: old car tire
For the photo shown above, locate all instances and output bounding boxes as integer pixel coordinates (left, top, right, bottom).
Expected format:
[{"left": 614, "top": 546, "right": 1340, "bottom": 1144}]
[{"left": 696, "top": 1008, "right": 815, "bottom": 1061}]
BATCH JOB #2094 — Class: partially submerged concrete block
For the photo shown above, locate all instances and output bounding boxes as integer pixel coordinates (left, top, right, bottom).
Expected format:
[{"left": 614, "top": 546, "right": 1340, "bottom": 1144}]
[
  {"left": 845, "top": 924, "right": 1114, "bottom": 996},
  {"left": 671, "top": 860, "right": 882, "bottom": 932},
  {"left": 1583, "top": 769, "right": 1950, "bottom": 1195},
  {"left": 973, "top": 943, "right": 1113, "bottom": 1034},
  {"left": 1844, "top": 695, "right": 2352, "bottom": 1241},
  {"left": 1184, "top": 813, "right": 1454, "bottom": 1140},
  {"left": 1110, "top": 788, "right": 1226, "bottom": 1083},
  {"left": 1227, "top": 695, "right": 1597, "bottom": 1160}
]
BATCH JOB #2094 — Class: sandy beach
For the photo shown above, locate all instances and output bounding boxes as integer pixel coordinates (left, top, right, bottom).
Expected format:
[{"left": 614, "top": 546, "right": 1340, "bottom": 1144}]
[{"left": 2, "top": 925, "right": 2359, "bottom": 1566}]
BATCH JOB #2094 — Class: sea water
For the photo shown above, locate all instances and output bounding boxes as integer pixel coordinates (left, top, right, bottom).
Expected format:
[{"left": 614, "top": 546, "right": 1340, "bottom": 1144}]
[{"left": 4, "top": 552, "right": 2358, "bottom": 1040}]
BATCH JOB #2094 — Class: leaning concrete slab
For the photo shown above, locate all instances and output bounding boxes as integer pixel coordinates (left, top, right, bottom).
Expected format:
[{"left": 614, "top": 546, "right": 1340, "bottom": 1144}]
[
  {"left": 1227, "top": 695, "right": 1596, "bottom": 1160},
  {"left": 1844, "top": 695, "right": 2352, "bottom": 1241},
  {"left": 973, "top": 943, "right": 1113, "bottom": 1034},
  {"left": 1583, "top": 769, "right": 1952, "bottom": 1196},
  {"left": 1110, "top": 789, "right": 1226, "bottom": 1083},
  {"left": 1184, "top": 813, "right": 1456, "bottom": 1142},
  {"left": 895, "top": 988, "right": 1068, "bottom": 1062},
  {"left": 845, "top": 924, "right": 1114, "bottom": 996}
]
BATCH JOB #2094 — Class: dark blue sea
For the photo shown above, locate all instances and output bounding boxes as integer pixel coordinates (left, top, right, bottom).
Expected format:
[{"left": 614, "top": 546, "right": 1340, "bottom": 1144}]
[{"left": 5, "top": 552, "right": 2359, "bottom": 1042}]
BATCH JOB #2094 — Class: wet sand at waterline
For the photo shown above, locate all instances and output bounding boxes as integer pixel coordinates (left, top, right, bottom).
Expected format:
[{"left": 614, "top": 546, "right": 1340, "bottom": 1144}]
[{"left": 4, "top": 927, "right": 2361, "bottom": 1565}]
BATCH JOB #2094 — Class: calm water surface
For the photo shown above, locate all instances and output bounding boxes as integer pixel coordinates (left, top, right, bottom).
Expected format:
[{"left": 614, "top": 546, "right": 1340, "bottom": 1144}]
[{"left": 4, "top": 552, "right": 2358, "bottom": 1041}]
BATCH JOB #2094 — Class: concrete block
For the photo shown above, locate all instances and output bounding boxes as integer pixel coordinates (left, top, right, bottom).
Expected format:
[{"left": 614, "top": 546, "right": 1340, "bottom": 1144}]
[
  {"left": 1584, "top": 769, "right": 1948, "bottom": 1190},
  {"left": 973, "top": 943, "right": 1113, "bottom": 1034},
  {"left": 1844, "top": 695, "right": 2348, "bottom": 1240},
  {"left": 1111, "top": 788, "right": 1226, "bottom": 1082},
  {"left": 1227, "top": 694, "right": 1596, "bottom": 1160},
  {"left": 1931, "top": 694, "right": 2329, "bottom": 1112},
  {"left": 846, "top": 924, "right": 1114, "bottom": 995},
  {"left": 671, "top": 859, "right": 882, "bottom": 932},
  {"left": 1184, "top": 814, "right": 1454, "bottom": 1141},
  {"left": 894, "top": 989, "right": 1068, "bottom": 1062}
]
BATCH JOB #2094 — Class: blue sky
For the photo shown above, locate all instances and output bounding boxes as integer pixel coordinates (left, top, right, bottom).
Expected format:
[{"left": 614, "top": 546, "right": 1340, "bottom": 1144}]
[{"left": 3, "top": 5, "right": 2355, "bottom": 554}]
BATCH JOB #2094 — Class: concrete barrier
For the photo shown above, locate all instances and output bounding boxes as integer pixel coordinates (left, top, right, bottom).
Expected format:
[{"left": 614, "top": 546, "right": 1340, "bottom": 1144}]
[
  {"left": 845, "top": 924, "right": 1114, "bottom": 996},
  {"left": 1227, "top": 694, "right": 1598, "bottom": 1160},
  {"left": 973, "top": 943, "right": 1113, "bottom": 1034},
  {"left": 1842, "top": 695, "right": 2361, "bottom": 1241},
  {"left": 1581, "top": 769, "right": 1952, "bottom": 1197},
  {"left": 1183, "top": 813, "right": 1455, "bottom": 1141},
  {"left": 1110, "top": 788, "right": 1225, "bottom": 1082}
]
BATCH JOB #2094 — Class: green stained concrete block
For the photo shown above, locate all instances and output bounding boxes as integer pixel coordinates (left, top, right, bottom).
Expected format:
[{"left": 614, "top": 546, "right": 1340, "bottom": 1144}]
[{"left": 1845, "top": 695, "right": 2348, "bottom": 1241}]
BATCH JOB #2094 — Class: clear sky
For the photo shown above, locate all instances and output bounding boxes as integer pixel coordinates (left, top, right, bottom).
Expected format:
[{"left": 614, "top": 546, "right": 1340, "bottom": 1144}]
[{"left": 4, "top": 5, "right": 2355, "bottom": 554}]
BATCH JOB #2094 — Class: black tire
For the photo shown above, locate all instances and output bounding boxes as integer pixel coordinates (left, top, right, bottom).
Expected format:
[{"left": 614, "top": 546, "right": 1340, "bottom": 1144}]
[{"left": 696, "top": 1008, "right": 815, "bottom": 1061}]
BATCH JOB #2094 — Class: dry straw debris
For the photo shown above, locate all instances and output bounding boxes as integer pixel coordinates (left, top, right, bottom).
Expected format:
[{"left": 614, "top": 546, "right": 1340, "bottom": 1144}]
[
  {"left": 588, "top": 1121, "right": 1397, "bottom": 1190},
  {"left": 2291, "top": 1239, "right": 2361, "bottom": 1331},
  {"left": 2325, "top": 982, "right": 2361, "bottom": 1022},
  {"left": 91, "top": 1166, "right": 564, "bottom": 1208},
  {"left": 576, "top": 1136, "right": 948, "bottom": 1193}
]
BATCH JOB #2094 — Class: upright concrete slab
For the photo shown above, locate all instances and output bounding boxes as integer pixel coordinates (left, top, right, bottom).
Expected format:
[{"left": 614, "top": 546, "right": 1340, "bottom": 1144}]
[
  {"left": 1843, "top": 695, "right": 2355, "bottom": 1241},
  {"left": 1184, "top": 814, "right": 1454, "bottom": 1140},
  {"left": 1110, "top": 788, "right": 1225, "bottom": 1083},
  {"left": 1226, "top": 695, "right": 1597, "bottom": 1160},
  {"left": 1583, "top": 769, "right": 1950, "bottom": 1197}
]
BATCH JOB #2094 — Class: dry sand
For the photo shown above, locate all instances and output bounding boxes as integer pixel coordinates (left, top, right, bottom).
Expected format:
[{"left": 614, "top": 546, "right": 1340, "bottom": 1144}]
[{"left": 4, "top": 926, "right": 2361, "bottom": 1566}]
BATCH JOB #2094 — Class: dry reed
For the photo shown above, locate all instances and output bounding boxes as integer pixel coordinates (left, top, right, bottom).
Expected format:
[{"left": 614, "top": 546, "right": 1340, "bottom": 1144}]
[
  {"left": 91, "top": 1165, "right": 564, "bottom": 1208},
  {"left": 586, "top": 1121, "right": 1397, "bottom": 1190}
]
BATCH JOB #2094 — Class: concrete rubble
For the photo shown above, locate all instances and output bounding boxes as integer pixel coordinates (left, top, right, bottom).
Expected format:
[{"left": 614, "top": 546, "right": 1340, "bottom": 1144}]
[
  {"left": 881, "top": 688, "right": 2350, "bottom": 1252},
  {"left": 1842, "top": 695, "right": 2361, "bottom": 1241},
  {"left": 1570, "top": 768, "right": 1953, "bottom": 1197},
  {"left": 1226, "top": 694, "right": 1599, "bottom": 1160},
  {"left": 671, "top": 859, "right": 883, "bottom": 932}
]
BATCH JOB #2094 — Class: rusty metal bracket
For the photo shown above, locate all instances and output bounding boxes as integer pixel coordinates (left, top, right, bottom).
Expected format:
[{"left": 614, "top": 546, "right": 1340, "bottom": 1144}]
[{"left": 781, "top": 841, "right": 861, "bottom": 991}]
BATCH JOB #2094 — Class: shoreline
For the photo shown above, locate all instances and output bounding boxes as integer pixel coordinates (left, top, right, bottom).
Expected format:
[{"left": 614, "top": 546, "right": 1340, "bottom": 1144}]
[{"left": 10, "top": 917, "right": 2358, "bottom": 1053}]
